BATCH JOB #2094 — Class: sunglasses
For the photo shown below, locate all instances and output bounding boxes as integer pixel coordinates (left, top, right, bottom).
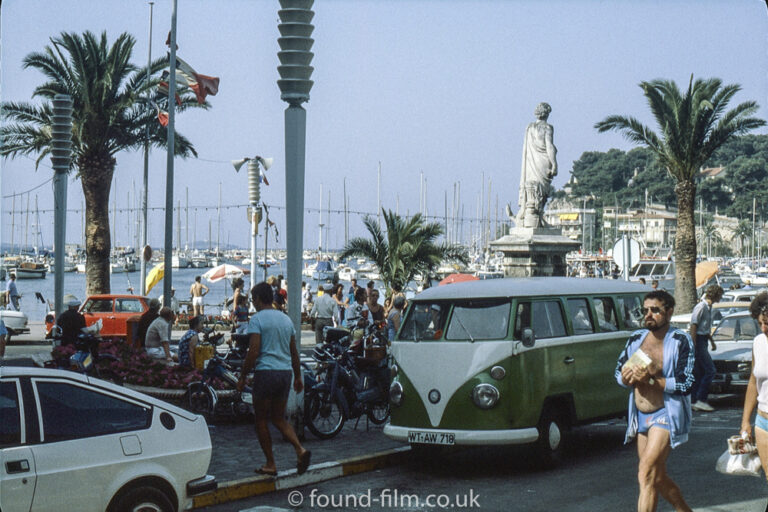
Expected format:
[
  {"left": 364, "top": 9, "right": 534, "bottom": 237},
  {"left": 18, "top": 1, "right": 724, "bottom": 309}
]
[{"left": 640, "top": 306, "right": 665, "bottom": 315}]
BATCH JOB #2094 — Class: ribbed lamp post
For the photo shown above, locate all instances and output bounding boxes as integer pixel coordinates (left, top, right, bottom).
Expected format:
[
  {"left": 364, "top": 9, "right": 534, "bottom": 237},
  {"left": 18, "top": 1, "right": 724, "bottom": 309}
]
[
  {"left": 278, "top": 0, "right": 314, "bottom": 333},
  {"left": 51, "top": 94, "right": 74, "bottom": 316}
]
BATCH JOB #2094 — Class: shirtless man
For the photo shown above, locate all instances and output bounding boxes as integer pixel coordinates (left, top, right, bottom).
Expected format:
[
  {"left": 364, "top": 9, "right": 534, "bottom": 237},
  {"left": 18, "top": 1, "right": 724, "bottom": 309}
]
[
  {"left": 615, "top": 290, "right": 695, "bottom": 512},
  {"left": 189, "top": 276, "right": 209, "bottom": 316}
]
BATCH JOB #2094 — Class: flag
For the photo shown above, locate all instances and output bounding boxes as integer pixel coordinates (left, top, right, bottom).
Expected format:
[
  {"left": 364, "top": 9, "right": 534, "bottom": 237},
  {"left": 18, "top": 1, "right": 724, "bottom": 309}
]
[
  {"left": 157, "top": 73, "right": 183, "bottom": 106},
  {"left": 174, "top": 55, "right": 220, "bottom": 104},
  {"left": 150, "top": 101, "right": 169, "bottom": 127}
]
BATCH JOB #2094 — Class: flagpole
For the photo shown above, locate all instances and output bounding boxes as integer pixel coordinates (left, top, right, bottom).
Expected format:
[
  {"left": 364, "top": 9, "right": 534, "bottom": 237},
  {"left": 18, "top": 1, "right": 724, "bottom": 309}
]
[
  {"left": 163, "top": 0, "right": 178, "bottom": 311},
  {"left": 140, "top": 1, "right": 154, "bottom": 296}
]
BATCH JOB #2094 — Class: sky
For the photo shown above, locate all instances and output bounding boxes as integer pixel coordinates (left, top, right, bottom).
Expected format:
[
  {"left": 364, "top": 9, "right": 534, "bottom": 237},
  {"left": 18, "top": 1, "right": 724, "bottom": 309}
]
[{"left": 1, "top": 0, "right": 767, "bottom": 253}]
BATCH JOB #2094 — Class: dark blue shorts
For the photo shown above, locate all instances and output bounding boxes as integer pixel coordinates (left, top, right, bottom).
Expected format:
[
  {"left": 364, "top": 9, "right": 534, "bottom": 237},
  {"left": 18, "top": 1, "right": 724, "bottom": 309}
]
[
  {"left": 252, "top": 370, "right": 292, "bottom": 402},
  {"left": 637, "top": 407, "right": 670, "bottom": 434}
]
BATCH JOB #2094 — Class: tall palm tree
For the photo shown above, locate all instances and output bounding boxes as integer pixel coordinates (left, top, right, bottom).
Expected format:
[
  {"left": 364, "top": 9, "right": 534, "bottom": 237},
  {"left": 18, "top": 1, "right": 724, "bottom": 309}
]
[
  {"left": 1, "top": 31, "right": 202, "bottom": 294},
  {"left": 595, "top": 76, "right": 765, "bottom": 312},
  {"left": 338, "top": 209, "right": 469, "bottom": 293},
  {"left": 731, "top": 219, "right": 753, "bottom": 257}
]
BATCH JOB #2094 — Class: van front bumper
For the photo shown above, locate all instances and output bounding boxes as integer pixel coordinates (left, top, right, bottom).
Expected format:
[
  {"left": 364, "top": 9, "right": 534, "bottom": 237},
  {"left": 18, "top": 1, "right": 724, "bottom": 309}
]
[{"left": 383, "top": 425, "right": 539, "bottom": 445}]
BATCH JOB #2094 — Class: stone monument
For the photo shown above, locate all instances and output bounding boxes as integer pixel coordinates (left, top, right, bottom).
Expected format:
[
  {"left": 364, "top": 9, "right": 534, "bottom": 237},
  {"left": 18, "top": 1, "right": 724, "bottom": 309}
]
[{"left": 491, "top": 103, "right": 579, "bottom": 277}]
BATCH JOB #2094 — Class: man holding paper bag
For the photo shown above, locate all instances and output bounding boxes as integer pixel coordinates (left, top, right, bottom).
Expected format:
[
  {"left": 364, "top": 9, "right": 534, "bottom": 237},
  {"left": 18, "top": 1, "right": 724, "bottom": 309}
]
[{"left": 615, "top": 290, "right": 695, "bottom": 512}]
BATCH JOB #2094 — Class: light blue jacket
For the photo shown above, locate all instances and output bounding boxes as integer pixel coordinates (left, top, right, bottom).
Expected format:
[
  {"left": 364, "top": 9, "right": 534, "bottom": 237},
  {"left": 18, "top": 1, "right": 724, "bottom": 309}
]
[{"left": 615, "top": 327, "right": 695, "bottom": 448}]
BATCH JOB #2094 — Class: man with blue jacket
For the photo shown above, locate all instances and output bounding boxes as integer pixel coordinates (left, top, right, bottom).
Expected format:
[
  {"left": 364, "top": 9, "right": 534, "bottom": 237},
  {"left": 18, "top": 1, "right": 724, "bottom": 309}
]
[{"left": 615, "top": 290, "right": 695, "bottom": 512}]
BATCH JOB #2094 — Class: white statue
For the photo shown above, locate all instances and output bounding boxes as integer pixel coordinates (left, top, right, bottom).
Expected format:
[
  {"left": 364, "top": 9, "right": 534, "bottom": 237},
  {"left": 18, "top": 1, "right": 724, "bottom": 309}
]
[{"left": 516, "top": 102, "right": 558, "bottom": 228}]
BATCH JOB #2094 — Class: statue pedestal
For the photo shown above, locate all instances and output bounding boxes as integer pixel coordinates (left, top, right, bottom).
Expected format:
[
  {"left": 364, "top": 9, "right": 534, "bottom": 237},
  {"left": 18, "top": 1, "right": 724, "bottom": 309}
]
[{"left": 490, "top": 227, "right": 580, "bottom": 277}]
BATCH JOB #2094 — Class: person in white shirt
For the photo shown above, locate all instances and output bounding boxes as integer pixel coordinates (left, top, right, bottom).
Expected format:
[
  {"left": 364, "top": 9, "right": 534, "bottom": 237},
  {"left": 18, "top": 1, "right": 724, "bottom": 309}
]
[{"left": 145, "top": 307, "right": 176, "bottom": 362}]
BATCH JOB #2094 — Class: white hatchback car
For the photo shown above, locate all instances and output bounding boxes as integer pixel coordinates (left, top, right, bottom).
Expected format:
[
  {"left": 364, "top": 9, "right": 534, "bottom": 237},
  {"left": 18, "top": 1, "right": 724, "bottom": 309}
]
[{"left": 0, "top": 367, "right": 216, "bottom": 512}]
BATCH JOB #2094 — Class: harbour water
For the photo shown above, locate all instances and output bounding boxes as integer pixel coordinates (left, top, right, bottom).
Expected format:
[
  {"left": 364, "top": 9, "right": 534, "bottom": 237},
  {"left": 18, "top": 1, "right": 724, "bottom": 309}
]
[{"left": 7, "top": 260, "right": 399, "bottom": 325}]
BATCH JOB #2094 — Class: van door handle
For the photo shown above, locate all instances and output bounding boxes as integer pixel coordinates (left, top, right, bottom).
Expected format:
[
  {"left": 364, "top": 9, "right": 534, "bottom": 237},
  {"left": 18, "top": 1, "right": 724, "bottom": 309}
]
[
  {"left": 6, "top": 459, "right": 30, "bottom": 474},
  {"left": 563, "top": 356, "right": 575, "bottom": 364}
]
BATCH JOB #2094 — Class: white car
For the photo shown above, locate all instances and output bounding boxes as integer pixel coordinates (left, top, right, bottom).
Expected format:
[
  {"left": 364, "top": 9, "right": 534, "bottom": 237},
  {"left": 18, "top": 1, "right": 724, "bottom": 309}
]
[
  {"left": 0, "top": 367, "right": 216, "bottom": 511},
  {"left": 0, "top": 310, "right": 30, "bottom": 341},
  {"left": 709, "top": 311, "right": 760, "bottom": 394}
]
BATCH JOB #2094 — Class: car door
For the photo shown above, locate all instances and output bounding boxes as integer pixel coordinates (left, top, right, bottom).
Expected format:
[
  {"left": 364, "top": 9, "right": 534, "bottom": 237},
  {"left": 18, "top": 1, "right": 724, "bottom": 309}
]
[
  {"left": 28, "top": 377, "right": 153, "bottom": 512},
  {"left": 530, "top": 300, "right": 574, "bottom": 399},
  {"left": 0, "top": 379, "right": 36, "bottom": 512},
  {"left": 114, "top": 298, "right": 146, "bottom": 338},
  {"left": 82, "top": 298, "right": 116, "bottom": 337}
]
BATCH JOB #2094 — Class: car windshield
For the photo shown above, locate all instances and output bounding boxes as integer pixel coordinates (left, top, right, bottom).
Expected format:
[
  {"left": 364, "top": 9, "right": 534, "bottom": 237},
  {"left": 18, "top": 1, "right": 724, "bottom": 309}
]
[
  {"left": 713, "top": 316, "right": 759, "bottom": 342},
  {"left": 398, "top": 301, "right": 450, "bottom": 341},
  {"left": 444, "top": 299, "right": 511, "bottom": 341}
]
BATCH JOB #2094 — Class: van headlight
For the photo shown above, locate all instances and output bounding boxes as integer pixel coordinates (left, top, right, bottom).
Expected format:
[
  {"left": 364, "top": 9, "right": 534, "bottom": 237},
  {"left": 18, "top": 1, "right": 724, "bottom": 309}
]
[
  {"left": 390, "top": 381, "right": 404, "bottom": 406},
  {"left": 472, "top": 383, "right": 499, "bottom": 409}
]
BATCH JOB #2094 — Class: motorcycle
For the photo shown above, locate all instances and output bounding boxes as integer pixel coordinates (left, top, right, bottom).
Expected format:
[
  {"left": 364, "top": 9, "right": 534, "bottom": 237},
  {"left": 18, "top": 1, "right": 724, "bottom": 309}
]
[
  {"left": 305, "top": 322, "right": 391, "bottom": 439},
  {"left": 47, "top": 322, "right": 122, "bottom": 384},
  {"left": 184, "top": 330, "right": 254, "bottom": 420}
]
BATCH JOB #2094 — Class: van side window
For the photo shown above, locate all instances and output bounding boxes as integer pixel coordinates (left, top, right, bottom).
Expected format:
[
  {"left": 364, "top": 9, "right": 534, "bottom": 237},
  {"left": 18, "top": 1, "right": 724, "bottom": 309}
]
[
  {"left": 593, "top": 297, "right": 619, "bottom": 332},
  {"left": 514, "top": 302, "right": 531, "bottom": 340},
  {"left": 567, "top": 298, "right": 594, "bottom": 335},
  {"left": 532, "top": 301, "right": 566, "bottom": 339},
  {"left": 618, "top": 296, "right": 643, "bottom": 329}
]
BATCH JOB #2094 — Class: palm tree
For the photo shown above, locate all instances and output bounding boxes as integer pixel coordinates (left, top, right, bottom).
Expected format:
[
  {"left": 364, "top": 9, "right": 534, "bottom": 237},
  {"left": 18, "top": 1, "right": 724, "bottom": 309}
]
[
  {"left": 731, "top": 219, "right": 753, "bottom": 257},
  {"left": 338, "top": 209, "right": 469, "bottom": 293},
  {"left": 1, "top": 31, "right": 202, "bottom": 294},
  {"left": 595, "top": 76, "right": 765, "bottom": 312}
]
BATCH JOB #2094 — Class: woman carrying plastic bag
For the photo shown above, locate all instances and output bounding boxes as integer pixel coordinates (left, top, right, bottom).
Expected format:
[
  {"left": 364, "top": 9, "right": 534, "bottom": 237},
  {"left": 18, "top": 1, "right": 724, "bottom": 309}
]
[{"left": 738, "top": 292, "right": 768, "bottom": 479}]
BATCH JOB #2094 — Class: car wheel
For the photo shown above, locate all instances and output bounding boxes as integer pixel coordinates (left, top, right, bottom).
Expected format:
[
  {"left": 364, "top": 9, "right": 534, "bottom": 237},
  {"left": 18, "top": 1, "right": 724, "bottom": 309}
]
[
  {"left": 113, "top": 485, "right": 174, "bottom": 512},
  {"left": 536, "top": 406, "right": 569, "bottom": 468},
  {"left": 306, "top": 389, "right": 345, "bottom": 439}
]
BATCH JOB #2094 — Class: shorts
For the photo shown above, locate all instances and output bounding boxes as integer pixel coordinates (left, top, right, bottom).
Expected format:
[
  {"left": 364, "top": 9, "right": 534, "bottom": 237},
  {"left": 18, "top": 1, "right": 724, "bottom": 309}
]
[
  {"left": 192, "top": 296, "right": 204, "bottom": 306},
  {"left": 637, "top": 407, "right": 670, "bottom": 434},
  {"left": 251, "top": 370, "right": 292, "bottom": 402},
  {"left": 756, "top": 413, "right": 768, "bottom": 433}
]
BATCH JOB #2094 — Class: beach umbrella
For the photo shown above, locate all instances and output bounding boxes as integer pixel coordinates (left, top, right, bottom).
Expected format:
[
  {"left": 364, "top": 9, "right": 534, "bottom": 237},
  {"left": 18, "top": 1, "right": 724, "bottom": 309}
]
[
  {"left": 695, "top": 261, "right": 720, "bottom": 289},
  {"left": 145, "top": 263, "right": 164, "bottom": 295},
  {"left": 438, "top": 273, "right": 479, "bottom": 286},
  {"left": 203, "top": 263, "right": 250, "bottom": 284}
]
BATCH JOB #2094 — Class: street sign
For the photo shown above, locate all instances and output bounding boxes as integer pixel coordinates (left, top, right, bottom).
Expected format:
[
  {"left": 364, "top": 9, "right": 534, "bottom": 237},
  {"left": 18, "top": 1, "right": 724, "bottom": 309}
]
[{"left": 612, "top": 237, "right": 640, "bottom": 270}]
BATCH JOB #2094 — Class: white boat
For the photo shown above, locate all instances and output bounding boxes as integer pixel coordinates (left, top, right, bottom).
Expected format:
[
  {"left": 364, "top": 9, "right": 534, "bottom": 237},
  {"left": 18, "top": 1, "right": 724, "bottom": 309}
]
[
  {"left": 172, "top": 254, "right": 191, "bottom": 268},
  {"left": 14, "top": 262, "right": 47, "bottom": 279},
  {"left": 741, "top": 272, "right": 768, "bottom": 286},
  {"left": 190, "top": 255, "right": 210, "bottom": 268},
  {"left": 75, "top": 263, "right": 86, "bottom": 273},
  {"left": 629, "top": 259, "right": 675, "bottom": 290},
  {"left": 337, "top": 265, "right": 357, "bottom": 281},
  {"left": 302, "top": 262, "right": 318, "bottom": 278}
]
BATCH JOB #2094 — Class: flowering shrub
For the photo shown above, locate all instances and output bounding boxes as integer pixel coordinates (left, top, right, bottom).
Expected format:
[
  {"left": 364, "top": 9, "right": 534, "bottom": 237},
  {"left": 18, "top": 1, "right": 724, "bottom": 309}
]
[{"left": 50, "top": 340, "right": 230, "bottom": 390}]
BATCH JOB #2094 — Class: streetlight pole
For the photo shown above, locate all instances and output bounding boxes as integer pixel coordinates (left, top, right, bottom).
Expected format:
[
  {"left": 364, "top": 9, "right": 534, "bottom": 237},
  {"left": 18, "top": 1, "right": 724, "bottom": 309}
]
[
  {"left": 278, "top": 0, "right": 315, "bottom": 334},
  {"left": 233, "top": 156, "right": 273, "bottom": 291},
  {"left": 51, "top": 94, "right": 73, "bottom": 316}
]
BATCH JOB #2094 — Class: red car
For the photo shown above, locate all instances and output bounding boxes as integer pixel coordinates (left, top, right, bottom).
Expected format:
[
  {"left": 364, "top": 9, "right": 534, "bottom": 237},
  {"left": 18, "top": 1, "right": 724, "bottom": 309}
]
[{"left": 80, "top": 294, "right": 150, "bottom": 340}]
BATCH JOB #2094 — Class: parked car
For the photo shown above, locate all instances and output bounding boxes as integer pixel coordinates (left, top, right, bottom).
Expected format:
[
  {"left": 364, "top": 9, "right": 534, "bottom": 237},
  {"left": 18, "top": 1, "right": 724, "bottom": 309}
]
[
  {"left": 0, "top": 309, "right": 30, "bottom": 342},
  {"left": 0, "top": 367, "right": 216, "bottom": 512},
  {"left": 80, "top": 294, "right": 150, "bottom": 340},
  {"left": 670, "top": 302, "right": 751, "bottom": 333},
  {"left": 721, "top": 288, "right": 768, "bottom": 304},
  {"left": 709, "top": 311, "right": 760, "bottom": 394}
]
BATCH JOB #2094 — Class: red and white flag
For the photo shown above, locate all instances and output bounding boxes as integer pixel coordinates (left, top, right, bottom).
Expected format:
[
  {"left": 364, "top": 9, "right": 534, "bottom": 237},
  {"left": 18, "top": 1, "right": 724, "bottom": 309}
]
[{"left": 174, "top": 56, "right": 220, "bottom": 104}]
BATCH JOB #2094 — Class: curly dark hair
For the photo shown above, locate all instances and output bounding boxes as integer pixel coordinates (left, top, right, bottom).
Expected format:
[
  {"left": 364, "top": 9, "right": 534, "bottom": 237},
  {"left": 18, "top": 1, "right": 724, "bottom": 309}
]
[
  {"left": 749, "top": 292, "right": 768, "bottom": 320},
  {"left": 643, "top": 289, "right": 675, "bottom": 310}
]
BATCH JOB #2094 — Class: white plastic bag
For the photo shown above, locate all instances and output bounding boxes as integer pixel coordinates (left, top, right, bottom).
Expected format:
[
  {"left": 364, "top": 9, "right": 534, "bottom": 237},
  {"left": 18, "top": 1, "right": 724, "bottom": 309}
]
[
  {"left": 716, "top": 433, "right": 762, "bottom": 477},
  {"left": 716, "top": 449, "right": 762, "bottom": 477}
]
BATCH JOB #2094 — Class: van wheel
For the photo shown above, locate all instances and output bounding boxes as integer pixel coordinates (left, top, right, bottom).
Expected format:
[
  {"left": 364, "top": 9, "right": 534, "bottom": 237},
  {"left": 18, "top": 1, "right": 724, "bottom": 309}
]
[
  {"left": 112, "top": 485, "right": 174, "bottom": 512},
  {"left": 536, "top": 407, "right": 569, "bottom": 467}
]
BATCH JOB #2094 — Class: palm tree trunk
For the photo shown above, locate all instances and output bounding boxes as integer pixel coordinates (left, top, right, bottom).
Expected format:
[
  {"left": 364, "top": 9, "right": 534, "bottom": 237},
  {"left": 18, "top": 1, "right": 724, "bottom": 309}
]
[
  {"left": 80, "top": 156, "right": 115, "bottom": 295},
  {"left": 674, "top": 179, "right": 697, "bottom": 313}
]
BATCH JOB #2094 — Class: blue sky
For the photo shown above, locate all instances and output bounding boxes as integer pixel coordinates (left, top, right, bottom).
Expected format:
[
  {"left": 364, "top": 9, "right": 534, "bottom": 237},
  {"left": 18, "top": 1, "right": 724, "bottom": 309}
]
[{"left": 2, "top": 0, "right": 767, "bottom": 252}]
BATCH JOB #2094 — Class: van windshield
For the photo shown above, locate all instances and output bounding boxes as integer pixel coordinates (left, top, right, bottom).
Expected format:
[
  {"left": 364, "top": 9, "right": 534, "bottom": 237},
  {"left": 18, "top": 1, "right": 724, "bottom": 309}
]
[
  {"left": 398, "top": 302, "right": 449, "bottom": 341},
  {"left": 445, "top": 299, "right": 511, "bottom": 341}
]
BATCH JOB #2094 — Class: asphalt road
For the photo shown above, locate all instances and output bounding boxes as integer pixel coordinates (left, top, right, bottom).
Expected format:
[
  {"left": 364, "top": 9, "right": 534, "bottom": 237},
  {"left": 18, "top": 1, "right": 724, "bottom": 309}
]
[{"left": 199, "top": 394, "right": 768, "bottom": 512}]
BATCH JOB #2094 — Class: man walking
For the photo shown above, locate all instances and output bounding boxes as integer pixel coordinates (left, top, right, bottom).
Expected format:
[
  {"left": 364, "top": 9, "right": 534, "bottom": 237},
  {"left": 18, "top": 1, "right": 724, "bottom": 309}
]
[
  {"left": 237, "top": 282, "right": 311, "bottom": 476},
  {"left": 690, "top": 284, "right": 723, "bottom": 412},
  {"left": 615, "top": 290, "right": 695, "bottom": 512},
  {"left": 310, "top": 283, "right": 338, "bottom": 344},
  {"left": 190, "top": 276, "right": 209, "bottom": 316},
  {"left": 5, "top": 273, "right": 20, "bottom": 311}
]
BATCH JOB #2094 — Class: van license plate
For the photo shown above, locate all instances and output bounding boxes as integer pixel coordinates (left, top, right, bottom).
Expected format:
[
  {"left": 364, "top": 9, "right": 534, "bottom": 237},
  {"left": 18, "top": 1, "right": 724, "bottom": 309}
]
[{"left": 407, "top": 431, "right": 455, "bottom": 445}]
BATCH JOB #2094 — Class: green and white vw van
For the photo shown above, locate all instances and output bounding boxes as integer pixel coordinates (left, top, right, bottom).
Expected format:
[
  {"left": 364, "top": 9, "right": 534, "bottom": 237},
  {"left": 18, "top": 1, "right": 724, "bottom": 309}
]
[{"left": 383, "top": 277, "right": 648, "bottom": 462}]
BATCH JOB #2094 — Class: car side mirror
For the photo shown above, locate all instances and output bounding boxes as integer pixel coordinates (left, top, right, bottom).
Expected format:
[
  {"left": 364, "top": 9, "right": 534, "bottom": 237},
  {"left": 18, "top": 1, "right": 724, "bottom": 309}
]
[{"left": 522, "top": 327, "right": 535, "bottom": 347}]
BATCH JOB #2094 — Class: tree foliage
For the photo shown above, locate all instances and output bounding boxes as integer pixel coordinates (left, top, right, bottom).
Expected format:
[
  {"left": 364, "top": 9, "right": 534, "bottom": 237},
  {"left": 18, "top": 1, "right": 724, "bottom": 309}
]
[{"left": 338, "top": 210, "right": 469, "bottom": 293}]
